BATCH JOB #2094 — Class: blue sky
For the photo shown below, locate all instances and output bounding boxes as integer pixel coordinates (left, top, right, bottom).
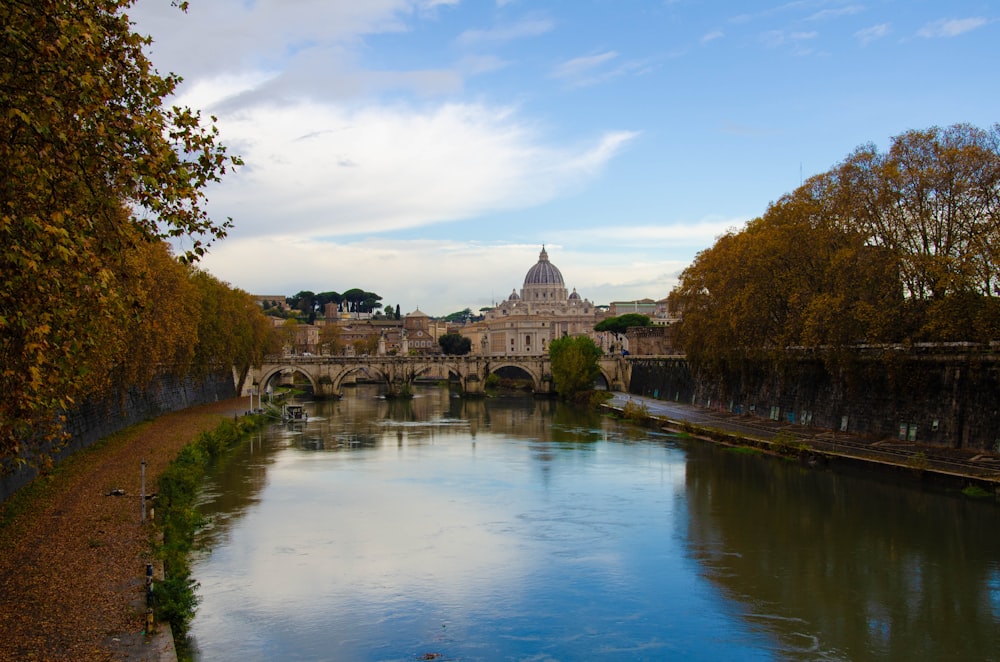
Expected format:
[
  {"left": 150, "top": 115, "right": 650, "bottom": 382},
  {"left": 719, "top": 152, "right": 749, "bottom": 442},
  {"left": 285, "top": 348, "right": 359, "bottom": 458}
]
[{"left": 131, "top": 0, "right": 997, "bottom": 316}]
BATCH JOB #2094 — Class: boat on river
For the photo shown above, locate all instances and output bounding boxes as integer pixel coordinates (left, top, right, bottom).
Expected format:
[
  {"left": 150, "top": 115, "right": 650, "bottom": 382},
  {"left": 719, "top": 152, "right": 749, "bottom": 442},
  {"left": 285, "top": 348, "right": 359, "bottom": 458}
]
[{"left": 282, "top": 404, "right": 307, "bottom": 422}]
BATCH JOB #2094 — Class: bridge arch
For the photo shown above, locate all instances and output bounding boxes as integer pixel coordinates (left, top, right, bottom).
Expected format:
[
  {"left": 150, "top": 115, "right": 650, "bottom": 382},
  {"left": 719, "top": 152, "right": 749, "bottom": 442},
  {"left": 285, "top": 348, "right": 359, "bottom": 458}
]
[
  {"left": 332, "top": 365, "right": 390, "bottom": 393},
  {"left": 488, "top": 361, "right": 544, "bottom": 392},
  {"left": 258, "top": 365, "right": 318, "bottom": 393}
]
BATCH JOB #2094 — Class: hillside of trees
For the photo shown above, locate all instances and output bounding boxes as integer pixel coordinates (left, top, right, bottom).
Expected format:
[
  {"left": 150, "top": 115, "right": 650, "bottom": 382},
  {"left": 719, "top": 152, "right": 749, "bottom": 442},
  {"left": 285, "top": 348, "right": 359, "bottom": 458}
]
[
  {"left": 670, "top": 123, "right": 1000, "bottom": 373},
  {"left": 0, "top": 1, "right": 275, "bottom": 468}
]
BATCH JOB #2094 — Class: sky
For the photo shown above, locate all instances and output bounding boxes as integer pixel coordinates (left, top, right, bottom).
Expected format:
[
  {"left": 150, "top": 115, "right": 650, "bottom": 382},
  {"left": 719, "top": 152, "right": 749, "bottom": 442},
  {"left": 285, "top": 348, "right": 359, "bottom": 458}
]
[{"left": 129, "top": 0, "right": 998, "bottom": 317}]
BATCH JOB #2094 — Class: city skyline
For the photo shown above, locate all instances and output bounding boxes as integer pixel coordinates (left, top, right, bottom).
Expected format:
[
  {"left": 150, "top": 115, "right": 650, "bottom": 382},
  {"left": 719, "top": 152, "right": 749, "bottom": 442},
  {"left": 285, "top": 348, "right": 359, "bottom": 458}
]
[{"left": 130, "top": 0, "right": 998, "bottom": 316}]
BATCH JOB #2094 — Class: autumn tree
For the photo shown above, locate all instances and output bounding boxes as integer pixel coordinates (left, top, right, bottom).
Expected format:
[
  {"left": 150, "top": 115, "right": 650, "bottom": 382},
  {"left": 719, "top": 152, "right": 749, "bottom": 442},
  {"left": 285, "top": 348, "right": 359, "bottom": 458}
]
[
  {"left": 0, "top": 0, "right": 241, "bottom": 463},
  {"left": 549, "top": 336, "right": 603, "bottom": 399},
  {"left": 669, "top": 122, "right": 1000, "bottom": 373},
  {"left": 319, "top": 324, "right": 343, "bottom": 355}
]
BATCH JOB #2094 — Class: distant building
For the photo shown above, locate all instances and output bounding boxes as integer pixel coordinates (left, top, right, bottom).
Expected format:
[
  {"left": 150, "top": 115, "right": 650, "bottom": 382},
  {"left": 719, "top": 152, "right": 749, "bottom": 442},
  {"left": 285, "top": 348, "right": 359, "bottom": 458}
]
[
  {"left": 480, "top": 247, "right": 603, "bottom": 356},
  {"left": 402, "top": 308, "right": 442, "bottom": 354},
  {"left": 253, "top": 294, "right": 289, "bottom": 311}
]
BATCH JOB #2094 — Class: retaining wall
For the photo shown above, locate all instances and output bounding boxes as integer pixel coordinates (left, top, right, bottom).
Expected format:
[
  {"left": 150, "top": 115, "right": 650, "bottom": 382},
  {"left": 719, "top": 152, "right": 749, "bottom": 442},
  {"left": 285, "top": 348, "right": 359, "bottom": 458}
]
[
  {"left": 1, "top": 370, "right": 236, "bottom": 504},
  {"left": 629, "top": 349, "right": 1000, "bottom": 452}
]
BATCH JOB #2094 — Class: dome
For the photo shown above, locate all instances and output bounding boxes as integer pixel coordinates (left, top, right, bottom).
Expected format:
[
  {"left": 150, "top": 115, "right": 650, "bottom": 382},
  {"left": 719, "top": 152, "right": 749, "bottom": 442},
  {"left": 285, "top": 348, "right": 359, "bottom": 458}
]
[
  {"left": 508, "top": 289, "right": 520, "bottom": 301},
  {"left": 523, "top": 246, "right": 564, "bottom": 287},
  {"left": 568, "top": 288, "right": 581, "bottom": 300}
]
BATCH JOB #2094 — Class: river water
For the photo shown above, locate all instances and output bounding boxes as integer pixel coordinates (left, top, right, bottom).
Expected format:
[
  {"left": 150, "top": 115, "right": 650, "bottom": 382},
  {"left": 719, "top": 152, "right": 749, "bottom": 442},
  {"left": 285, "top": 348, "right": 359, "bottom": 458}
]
[{"left": 189, "top": 385, "right": 1000, "bottom": 661}]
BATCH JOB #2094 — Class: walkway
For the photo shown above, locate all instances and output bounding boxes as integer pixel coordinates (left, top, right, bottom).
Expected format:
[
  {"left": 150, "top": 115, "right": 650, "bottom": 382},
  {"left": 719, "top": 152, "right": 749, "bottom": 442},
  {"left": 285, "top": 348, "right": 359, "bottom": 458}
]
[
  {"left": 0, "top": 398, "right": 246, "bottom": 661},
  {"left": 606, "top": 393, "right": 1000, "bottom": 487}
]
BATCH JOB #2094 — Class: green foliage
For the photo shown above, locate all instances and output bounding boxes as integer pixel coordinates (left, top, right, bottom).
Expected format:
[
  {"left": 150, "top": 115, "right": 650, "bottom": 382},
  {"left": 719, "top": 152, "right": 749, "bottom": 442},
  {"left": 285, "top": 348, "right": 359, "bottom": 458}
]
[
  {"left": 961, "top": 484, "right": 992, "bottom": 499},
  {"left": 595, "top": 314, "right": 652, "bottom": 335},
  {"left": 549, "top": 335, "right": 603, "bottom": 399},
  {"left": 621, "top": 399, "right": 651, "bottom": 421},
  {"left": 154, "top": 414, "right": 268, "bottom": 639},
  {"left": 770, "top": 431, "right": 800, "bottom": 456},
  {"left": 588, "top": 390, "right": 614, "bottom": 407},
  {"left": 438, "top": 333, "right": 472, "bottom": 355},
  {"left": 443, "top": 308, "right": 473, "bottom": 323}
]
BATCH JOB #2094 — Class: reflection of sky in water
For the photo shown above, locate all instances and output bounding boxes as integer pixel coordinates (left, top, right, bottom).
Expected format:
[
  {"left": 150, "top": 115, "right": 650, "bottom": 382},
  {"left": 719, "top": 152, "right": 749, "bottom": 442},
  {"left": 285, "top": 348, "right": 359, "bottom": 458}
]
[
  {"left": 190, "top": 392, "right": 1000, "bottom": 661},
  {"left": 192, "top": 416, "right": 734, "bottom": 661}
]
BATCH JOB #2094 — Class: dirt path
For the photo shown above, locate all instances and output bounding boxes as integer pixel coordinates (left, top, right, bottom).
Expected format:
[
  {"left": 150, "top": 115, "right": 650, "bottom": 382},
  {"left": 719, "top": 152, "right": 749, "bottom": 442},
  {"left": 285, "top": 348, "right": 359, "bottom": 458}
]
[{"left": 0, "top": 398, "right": 247, "bottom": 662}]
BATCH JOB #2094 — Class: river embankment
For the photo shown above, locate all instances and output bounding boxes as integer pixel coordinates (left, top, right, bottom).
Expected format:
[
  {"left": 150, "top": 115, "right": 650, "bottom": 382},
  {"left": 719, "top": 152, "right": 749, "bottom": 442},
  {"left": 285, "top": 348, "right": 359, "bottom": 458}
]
[
  {"left": 0, "top": 397, "right": 247, "bottom": 662},
  {"left": 604, "top": 392, "right": 1000, "bottom": 495}
]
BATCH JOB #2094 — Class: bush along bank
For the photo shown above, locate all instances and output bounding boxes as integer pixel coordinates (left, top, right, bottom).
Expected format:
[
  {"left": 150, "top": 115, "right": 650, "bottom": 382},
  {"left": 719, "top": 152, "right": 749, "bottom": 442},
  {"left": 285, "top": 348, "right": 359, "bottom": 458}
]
[{"left": 152, "top": 413, "right": 270, "bottom": 654}]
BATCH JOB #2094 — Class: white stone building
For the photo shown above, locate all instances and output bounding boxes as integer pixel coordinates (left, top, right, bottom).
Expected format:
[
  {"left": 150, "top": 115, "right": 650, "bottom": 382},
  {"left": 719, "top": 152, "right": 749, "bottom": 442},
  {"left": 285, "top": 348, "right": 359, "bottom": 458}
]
[{"left": 481, "top": 247, "right": 601, "bottom": 356}]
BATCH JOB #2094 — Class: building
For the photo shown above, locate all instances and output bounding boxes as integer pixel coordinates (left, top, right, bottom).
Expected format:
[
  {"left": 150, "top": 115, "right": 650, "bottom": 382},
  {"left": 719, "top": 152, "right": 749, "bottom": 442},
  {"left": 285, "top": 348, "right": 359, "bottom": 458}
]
[
  {"left": 402, "top": 308, "right": 441, "bottom": 354},
  {"left": 480, "top": 247, "right": 602, "bottom": 356}
]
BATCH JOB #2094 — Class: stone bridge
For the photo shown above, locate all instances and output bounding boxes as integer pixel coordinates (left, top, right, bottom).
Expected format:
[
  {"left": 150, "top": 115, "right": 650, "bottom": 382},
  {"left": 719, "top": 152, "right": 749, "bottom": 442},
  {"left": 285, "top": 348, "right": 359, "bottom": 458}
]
[{"left": 252, "top": 354, "right": 630, "bottom": 398}]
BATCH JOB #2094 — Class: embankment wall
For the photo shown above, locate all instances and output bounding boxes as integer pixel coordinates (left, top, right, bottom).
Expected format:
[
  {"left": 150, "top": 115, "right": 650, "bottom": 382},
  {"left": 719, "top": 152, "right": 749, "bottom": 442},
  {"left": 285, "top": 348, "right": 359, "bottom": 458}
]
[
  {"left": 629, "top": 348, "right": 1000, "bottom": 452},
  {"left": 1, "top": 370, "right": 236, "bottom": 504}
]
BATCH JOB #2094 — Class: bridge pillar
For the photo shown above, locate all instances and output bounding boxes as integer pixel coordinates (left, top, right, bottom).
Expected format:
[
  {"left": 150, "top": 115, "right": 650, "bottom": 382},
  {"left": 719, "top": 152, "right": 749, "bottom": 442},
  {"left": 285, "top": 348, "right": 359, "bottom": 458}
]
[
  {"left": 462, "top": 374, "right": 485, "bottom": 396},
  {"left": 315, "top": 381, "right": 342, "bottom": 398}
]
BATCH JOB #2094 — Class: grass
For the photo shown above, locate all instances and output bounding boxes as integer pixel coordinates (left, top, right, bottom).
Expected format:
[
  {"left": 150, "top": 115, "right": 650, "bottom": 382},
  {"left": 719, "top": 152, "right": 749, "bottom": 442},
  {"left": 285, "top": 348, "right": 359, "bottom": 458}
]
[{"left": 961, "top": 484, "right": 993, "bottom": 499}]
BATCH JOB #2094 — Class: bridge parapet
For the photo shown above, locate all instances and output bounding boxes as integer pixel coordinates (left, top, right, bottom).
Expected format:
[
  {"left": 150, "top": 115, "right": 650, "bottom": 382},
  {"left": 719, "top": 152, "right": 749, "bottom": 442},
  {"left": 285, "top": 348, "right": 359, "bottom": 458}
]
[{"left": 253, "top": 353, "right": 629, "bottom": 398}]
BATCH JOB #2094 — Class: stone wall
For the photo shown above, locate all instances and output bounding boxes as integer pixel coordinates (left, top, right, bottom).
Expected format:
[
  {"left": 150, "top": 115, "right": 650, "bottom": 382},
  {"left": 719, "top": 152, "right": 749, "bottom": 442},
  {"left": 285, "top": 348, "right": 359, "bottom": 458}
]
[
  {"left": 625, "top": 324, "right": 681, "bottom": 356},
  {"left": 628, "top": 348, "right": 1000, "bottom": 452},
  {"left": 1, "top": 370, "right": 236, "bottom": 504}
]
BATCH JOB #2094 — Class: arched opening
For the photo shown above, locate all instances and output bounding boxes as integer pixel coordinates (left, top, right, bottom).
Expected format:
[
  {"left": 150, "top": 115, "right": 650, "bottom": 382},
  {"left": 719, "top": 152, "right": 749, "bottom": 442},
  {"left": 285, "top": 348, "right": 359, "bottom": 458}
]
[
  {"left": 490, "top": 365, "right": 536, "bottom": 393},
  {"left": 259, "top": 367, "right": 317, "bottom": 398}
]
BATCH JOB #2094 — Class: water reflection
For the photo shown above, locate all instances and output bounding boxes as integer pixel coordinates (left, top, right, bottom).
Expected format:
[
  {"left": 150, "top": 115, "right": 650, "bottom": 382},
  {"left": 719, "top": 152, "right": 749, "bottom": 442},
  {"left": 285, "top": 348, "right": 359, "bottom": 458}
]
[
  {"left": 190, "top": 385, "right": 1000, "bottom": 661},
  {"left": 683, "top": 444, "right": 1000, "bottom": 660}
]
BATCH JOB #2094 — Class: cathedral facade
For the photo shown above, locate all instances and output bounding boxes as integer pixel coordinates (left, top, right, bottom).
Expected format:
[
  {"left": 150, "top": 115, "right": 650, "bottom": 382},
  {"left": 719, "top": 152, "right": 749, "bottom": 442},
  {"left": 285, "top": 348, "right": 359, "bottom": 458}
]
[{"left": 482, "top": 247, "right": 601, "bottom": 356}]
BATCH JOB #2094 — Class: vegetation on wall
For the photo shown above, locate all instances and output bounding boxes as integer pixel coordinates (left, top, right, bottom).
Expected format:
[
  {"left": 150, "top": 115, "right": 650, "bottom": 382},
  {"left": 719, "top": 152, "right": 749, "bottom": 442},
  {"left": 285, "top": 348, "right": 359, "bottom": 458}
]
[{"left": 670, "top": 123, "right": 1000, "bottom": 374}]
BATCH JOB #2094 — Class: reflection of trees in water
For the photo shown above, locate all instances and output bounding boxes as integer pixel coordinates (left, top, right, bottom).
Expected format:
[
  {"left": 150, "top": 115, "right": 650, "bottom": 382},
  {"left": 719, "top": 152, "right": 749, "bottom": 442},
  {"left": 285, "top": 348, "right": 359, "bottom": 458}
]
[
  {"left": 683, "top": 443, "right": 1000, "bottom": 660},
  {"left": 195, "top": 430, "right": 282, "bottom": 552}
]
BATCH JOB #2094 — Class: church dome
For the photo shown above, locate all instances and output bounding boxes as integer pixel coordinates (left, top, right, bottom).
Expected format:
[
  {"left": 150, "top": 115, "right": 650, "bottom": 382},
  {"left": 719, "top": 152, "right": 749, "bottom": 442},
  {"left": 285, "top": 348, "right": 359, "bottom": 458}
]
[
  {"left": 523, "top": 246, "right": 564, "bottom": 287},
  {"left": 568, "top": 288, "right": 581, "bottom": 301}
]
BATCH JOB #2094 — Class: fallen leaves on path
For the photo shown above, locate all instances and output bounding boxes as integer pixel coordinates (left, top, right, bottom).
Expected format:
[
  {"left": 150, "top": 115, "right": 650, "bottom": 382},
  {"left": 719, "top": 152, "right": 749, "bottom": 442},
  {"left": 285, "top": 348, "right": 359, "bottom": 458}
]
[{"left": 0, "top": 399, "right": 246, "bottom": 661}]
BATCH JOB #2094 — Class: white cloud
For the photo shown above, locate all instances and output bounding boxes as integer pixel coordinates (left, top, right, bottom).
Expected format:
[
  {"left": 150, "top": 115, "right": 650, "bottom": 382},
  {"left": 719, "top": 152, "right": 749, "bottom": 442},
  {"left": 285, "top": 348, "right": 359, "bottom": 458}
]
[
  {"left": 760, "top": 29, "right": 818, "bottom": 49},
  {"left": 455, "top": 17, "right": 554, "bottom": 46},
  {"left": 701, "top": 30, "right": 725, "bottom": 44},
  {"left": 193, "top": 235, "right": 696, "bottom": 315},
  {"left": 189, "top": 91, "right": 638, "bottom": 241},
  {"left": 807, "top": 5, "right": 864, "bottom": 21},
  {"left": 133, "top": 0, "right": 418, "bottom": 80},
  {"left": 917, "top": 17, "right": 988, "bottom": 38},
  {"left": 855, "top": 23, "right": 890, "bottom": 45},
  {"left": 550, "top": 51, "right": 619, "bottom": 79}
]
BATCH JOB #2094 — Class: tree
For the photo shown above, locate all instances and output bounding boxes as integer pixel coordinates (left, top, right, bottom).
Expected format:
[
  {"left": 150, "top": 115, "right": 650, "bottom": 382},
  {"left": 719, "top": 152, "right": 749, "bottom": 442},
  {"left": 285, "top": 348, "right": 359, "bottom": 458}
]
[
  {"left": 315, "top": 291, "right": 342, "bottom": 316},
  {"left": 594, "top": 313, "right": 652, "bottom": 335},
  {"left": 287, "top": 291, "right": 316, "bottom": 316},
  {"left": 341, "top": 288, "right": 366, "bottom": 314},
  {"left": 444, "top": 308, "right": 473, "bottom": 323},
  {"left": 668, "top": 123, "right": 1000, "bottom": 373},
  {"left": 549, "top": 336, "right": 603, "bottom": 399},
  {"left": 319, "top": 324, "right": 343, "bottom": 355},
  {"left": 438, "top": 333, "right": 472, "bottom": 355},
  {"left": 361, "top": 291, "right": 383, "bottom": 314},
  {"left": 395, "top": 304, "right": 401, "bottom": 320},
  {"left": 836, "top": 124, "right": 1000, "bottom": 303},
  {"left": 0, "top": 0, "right": 240, "bottom": 462}
]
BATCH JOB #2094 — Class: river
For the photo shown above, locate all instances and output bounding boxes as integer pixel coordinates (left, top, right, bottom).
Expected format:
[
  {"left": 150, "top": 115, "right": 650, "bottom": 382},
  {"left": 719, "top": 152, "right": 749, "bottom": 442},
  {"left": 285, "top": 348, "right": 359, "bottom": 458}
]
[{"left": 189, "top": 385, "right": 1000, "bottom": 661}]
